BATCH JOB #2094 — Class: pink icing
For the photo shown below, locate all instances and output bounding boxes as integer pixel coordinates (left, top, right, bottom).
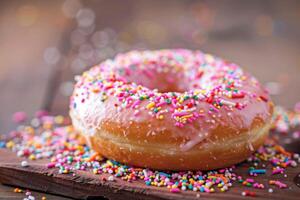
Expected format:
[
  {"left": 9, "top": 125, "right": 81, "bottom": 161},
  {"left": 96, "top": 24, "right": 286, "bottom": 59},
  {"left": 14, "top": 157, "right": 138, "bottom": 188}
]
[{"left": 70, "top": 49, "right": 272, "bottom": 151}]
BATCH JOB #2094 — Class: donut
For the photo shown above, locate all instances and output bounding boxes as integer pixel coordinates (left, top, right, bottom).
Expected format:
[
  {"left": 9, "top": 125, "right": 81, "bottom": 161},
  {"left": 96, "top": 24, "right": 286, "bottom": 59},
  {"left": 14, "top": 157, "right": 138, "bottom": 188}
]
[{"left": 70, "top": 49, "right": 273, "bottom": 170}]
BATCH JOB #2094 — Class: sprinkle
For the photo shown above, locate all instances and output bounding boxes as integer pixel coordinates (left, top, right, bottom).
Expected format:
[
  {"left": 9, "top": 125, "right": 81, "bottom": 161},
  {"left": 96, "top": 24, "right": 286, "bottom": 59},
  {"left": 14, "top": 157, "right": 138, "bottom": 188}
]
[
  {"left": 260, "top": 95, "right": 268, "bottom": 102},
  {"left": 70, "top": 50, "right": 272, "bottom": 129},
  {"left": 47, "top": 162, "right": 55, "bottom": 168},
  {"left": 269, "top": 180, "right": 287, "bottom": 189},
  {"left": 0, "top": 141, "right": 5, "bottom": 148},
  {"left": 249, "top": 168, "right": 266, "bottom": 175},
  {"left": 272, "top": 168, "right": 284, "bottom": 175},
  {"left": 12, "top": 112, "right": 27, "bottom": 123},
  {"left": 14, "top": 188, "right": 23, "bottom": 193},
  {"left": 170, "top": 188, "right": 180, "bottom": 193},
  {"left": 232, "top": 93, "right": 245, "bottom": 99},
  {"left": 241, "top": 190, "right": 256, "bottom": 197},
  {"left": 27, "top": 195, "right": 35, "bottom": 200},
  {"left": 21, "top": 161, "right": 29, "bottom": 167},
  {"left": 146, "top": 102, "right": 155, "bottom": 110},
  {"left": 268, "top": 188, "right": 273, "bottom": 193},
  {"left": 1, "top": 106, "right": 298, "bottom": 195},
  {"left": 108, "top": 175, "right": 115, "bottom": 182},
  {"left": 6, "top": 141, "right": 15, "bottom": 148}
]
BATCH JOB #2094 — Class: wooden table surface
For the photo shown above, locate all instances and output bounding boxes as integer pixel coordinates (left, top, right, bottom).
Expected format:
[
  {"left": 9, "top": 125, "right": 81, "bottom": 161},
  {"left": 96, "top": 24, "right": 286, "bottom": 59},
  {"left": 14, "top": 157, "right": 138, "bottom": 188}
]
[{"left": 0, "top": 0, "right": 300, "bottom": 199}]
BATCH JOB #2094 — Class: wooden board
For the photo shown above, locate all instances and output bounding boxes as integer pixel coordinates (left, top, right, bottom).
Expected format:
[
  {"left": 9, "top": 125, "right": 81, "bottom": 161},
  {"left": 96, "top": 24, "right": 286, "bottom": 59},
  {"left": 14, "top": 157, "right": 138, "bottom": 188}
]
[
  {"left": 0, "top": 148, "right": 299, "bottom": 200},
  {"left": 1, "top": 1, "right": 300, "bottom": 199}
]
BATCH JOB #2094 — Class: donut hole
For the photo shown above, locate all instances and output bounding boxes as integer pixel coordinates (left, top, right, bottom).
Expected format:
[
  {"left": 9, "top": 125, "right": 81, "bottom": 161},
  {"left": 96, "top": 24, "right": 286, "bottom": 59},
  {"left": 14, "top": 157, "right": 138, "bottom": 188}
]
[{"left": 119, "top": 67, "right": 189, "bottom": 93}]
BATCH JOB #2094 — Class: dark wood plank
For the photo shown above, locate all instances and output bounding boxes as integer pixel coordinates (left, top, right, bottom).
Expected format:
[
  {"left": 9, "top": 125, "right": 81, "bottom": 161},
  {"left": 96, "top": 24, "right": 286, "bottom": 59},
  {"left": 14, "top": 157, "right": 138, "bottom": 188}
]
[{"left": 0, "top": 147, "right": 299, "bottom": 200}]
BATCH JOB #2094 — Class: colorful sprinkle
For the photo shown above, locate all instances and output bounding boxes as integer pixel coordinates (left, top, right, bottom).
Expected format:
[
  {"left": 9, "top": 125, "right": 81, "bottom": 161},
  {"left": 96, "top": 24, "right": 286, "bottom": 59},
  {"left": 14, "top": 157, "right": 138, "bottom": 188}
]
[{"left": 1, "top": 106, "right": 299, "bottom": 195}]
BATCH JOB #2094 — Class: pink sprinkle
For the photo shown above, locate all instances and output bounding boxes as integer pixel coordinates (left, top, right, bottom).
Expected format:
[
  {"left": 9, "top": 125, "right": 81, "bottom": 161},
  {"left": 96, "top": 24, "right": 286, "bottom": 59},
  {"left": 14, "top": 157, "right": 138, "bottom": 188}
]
[
  {"left": 272, "top": 168, "right": 284, "bottom": 175},
  {"left": 294, "top": 101, "right": 300, "bottom": 113},
  {"left": 156, "top": 102, "right": 166, "bottom": 107},
  {"left": 131, "top": 100, "right": 141, "bottom": 108},
  {"left": 246, "top": 178, "right": 255, "bottom": 183},
  {"left": 204, "top": 187, "right": 211, "bottom": 193},
  {"left": 170, "top": 188, "right": 180, "bottom": 193},
  {"left": 285, "top": 160, "right": 292, "bottom": 167},
  {"left": 47, "top": 162, "right": 55, "bottom": 168},
  {"left": 269, "top": 180, "right": 288, "bottom": 189},
  {"left": 12, "top": 112, "right": 27, "bottom": 123},
  {"left": 293, "top": 131, "right": 300, "bottom": 139}
]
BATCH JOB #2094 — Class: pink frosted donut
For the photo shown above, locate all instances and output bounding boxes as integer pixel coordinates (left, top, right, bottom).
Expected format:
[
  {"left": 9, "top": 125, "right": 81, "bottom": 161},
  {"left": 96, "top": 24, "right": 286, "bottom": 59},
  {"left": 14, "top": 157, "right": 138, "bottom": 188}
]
[{"left": 70, "top": 49, "right": 273, "bottom": 170}]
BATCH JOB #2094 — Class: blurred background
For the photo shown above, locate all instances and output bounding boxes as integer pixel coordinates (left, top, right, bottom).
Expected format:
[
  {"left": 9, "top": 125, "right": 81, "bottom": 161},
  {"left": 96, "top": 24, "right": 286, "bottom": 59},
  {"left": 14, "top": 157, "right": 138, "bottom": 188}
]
[{"left": 1, "top": 0, "right": 300, "bottom": 133}]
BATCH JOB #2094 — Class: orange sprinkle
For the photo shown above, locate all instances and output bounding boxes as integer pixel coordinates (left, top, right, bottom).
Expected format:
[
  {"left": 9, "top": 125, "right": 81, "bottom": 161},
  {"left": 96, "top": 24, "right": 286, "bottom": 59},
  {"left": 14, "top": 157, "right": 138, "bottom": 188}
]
[{"left": 275, "top": 145, "right": 291, "bottom": 157}]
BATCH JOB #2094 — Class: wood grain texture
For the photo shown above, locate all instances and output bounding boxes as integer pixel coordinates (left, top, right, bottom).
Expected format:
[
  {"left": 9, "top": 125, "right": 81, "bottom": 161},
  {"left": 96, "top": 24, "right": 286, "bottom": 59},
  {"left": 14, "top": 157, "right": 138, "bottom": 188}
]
[{"left": 0, "top": 149, "right": 299, "bottom": 200}]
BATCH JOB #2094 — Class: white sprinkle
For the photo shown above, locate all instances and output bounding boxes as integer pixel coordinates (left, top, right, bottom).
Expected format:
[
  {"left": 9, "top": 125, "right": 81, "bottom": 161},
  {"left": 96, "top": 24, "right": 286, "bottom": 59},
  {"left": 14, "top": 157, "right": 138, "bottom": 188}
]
[
  {"left": 248, "top": 142, "right": 254, "bottom": 152},
  {"left": 28, "top": 195, "right": 35, "bottom": 200},
  {"left": 291, "top": 160, "right": 297, "bottom": 167},
  {"left": 107, "top": 175, "right": 114, "bottom": 181},
  {"left": 221, "top": 99, "right": 235, "bottom": 107},
  {"left": 21, "top": 161, "right": 29, "bottom": 167},
  {"left": 268, "top": 188, "right": 273, "bottom": 193},
  {"left": 17, "top": 150, "right": 24, "bottom": 157}
]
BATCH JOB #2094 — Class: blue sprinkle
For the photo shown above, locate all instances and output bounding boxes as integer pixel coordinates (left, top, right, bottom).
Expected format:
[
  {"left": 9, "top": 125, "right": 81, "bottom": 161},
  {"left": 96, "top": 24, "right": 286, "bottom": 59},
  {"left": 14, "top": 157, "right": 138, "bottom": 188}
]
[
  {"left": 0, "top": 141, "right": 5, "bottom": 148},
  {"left": 249, "top": 169, "right": 266, "bottom": 174},
  {"left": 111, "top": 160, "right": 120, "bottom": 165},
  {"left": 158, "top": 172, "right": 171, "bottom": 178},
  {"left": 200, "top": 187, "right": 205, "bottom": 192}
]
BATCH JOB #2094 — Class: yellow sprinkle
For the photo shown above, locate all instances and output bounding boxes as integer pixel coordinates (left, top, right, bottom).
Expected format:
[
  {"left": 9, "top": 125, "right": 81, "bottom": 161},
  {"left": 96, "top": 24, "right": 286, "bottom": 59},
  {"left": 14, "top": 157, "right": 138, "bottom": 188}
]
[
  {"left": 43, "top": 122, "right": 53, "bottom": 130},
  {"left": 93, "top": 169, "right": 98, "bottom": 174},
  {"left": 6, "top": 141, "right": 15, "bottom": 149},
  {"left": 182, "top": 114, "right": 193, "bottom": 119},
  {"left": 55, "top": 115, "right": 64, "bottom": 124},
  {"left": 158, "top": 115, "right": 164, "bottom": 120},
  {"left": 107, "top": 160, "right": 113, "bottom": 166},
  {"left": 29, "top": 155, "right": 36, "bottom": 160},
  {"left": 25, "top": 126, "right": 35, "bottom": 134},
  {"left": 146, "top": 102, "right": 155, "bottom": 109},
  {"left": 205, "top": 54, "right": 214, "bottom": 63}
]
